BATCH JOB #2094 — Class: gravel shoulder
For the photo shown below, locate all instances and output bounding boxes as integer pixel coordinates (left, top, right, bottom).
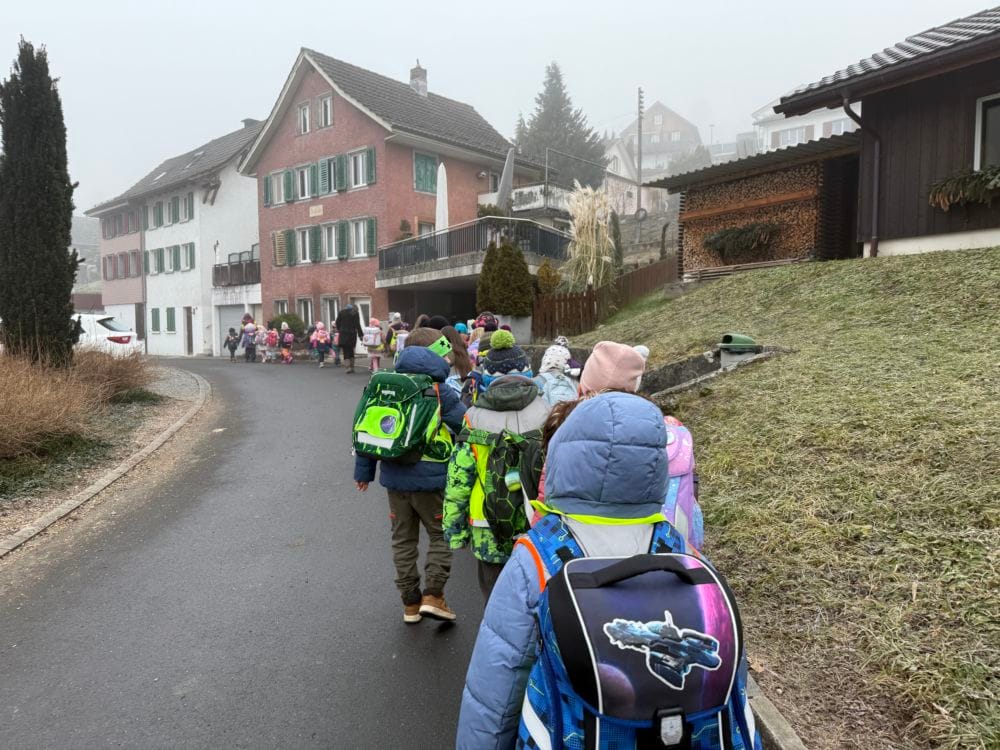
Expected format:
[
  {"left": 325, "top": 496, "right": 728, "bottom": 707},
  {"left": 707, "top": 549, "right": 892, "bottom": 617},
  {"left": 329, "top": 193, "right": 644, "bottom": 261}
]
[{"left": 0, "top": 367, "right": 201, "bottom": 540}]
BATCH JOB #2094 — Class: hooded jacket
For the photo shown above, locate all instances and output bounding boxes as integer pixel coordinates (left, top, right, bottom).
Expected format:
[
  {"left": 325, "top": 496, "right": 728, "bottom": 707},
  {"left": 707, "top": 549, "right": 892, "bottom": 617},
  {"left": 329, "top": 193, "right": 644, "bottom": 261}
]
[
  {"left": 443, "top": 376, "right": 550, "bottom": 564},
  {"left": 353, "top": 347, "right": 467, "bottom": 492},
  {"left": 456, "top": 393, "right": 672, "bottom": 749}
]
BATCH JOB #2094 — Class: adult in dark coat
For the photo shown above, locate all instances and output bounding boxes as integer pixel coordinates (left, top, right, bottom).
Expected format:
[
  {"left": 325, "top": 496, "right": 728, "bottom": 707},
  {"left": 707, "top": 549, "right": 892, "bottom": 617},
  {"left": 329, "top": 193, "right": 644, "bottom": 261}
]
[{"left": 335, "top": 304, "right": 365, "bottom": 373}]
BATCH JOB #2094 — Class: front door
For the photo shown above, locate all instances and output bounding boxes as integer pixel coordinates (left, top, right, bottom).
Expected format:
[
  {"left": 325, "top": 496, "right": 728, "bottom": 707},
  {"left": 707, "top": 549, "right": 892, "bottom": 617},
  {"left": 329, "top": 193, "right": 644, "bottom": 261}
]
[
  {"left": 184, "top": 307, "right": 194, "bottom": 356},
  {"left": 350, "top": 296, "right": 371, "bottom": 354}
]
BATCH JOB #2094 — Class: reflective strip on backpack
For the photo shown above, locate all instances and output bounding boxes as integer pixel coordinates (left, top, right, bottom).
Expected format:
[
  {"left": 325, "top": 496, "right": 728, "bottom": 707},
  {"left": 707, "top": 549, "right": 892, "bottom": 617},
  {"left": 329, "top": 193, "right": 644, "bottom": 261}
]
[{"left": 520, "top": 691, "right": 553, "bottom": 750}]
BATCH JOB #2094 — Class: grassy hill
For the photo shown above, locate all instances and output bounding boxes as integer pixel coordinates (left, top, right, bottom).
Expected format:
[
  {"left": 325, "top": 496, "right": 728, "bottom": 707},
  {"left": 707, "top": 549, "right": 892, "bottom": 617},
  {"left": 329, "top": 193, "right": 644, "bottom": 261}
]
[{"left": 575, "top": 249, "right": 999, "bottom": 749}]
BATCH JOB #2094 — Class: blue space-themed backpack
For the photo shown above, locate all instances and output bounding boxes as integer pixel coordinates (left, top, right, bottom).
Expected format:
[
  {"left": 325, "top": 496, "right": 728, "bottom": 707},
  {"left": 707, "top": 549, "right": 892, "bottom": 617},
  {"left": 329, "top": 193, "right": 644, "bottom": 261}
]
[{"left": 516, "top": 514, "right": 761, "bottom": 750}]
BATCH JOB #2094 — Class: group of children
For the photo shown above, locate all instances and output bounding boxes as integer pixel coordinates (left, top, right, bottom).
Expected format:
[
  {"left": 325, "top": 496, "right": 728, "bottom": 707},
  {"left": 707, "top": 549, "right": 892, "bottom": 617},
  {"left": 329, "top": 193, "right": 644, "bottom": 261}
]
[
  {"left": 351, "top": 314, "right": 749, "bottom": 750},
  {"left": 223, "top": 318, "right": 299, "bottom": 365}
]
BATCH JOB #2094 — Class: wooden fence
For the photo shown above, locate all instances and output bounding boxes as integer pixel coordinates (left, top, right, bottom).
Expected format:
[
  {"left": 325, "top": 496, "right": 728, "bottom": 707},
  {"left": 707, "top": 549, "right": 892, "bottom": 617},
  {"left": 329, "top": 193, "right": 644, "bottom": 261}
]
[{"left": 532, "top": 256, "right": 678, "bottom": 340}]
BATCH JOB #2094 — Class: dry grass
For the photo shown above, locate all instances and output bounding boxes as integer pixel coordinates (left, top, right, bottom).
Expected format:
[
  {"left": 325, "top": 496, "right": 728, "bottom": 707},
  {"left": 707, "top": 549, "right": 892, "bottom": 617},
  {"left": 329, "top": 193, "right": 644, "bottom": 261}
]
[
  {"left": 0, "top": 355, "right": 101, "bottom": 460},
  {"left": 72, "top": 349, "right": 153, "bottom": 402},
  {"left": 575, "top": 248, "right": 1000, "bottom": 749}
]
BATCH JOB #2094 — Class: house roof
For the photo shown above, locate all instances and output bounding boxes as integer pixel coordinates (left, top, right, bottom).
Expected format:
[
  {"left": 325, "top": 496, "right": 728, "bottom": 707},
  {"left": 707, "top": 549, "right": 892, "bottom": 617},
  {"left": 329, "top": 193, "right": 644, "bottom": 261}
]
[
  {"left": 648, "top": 131, "right": 861, "bottom": 192},
  {"left": 777, "top": 6, "right": 1000, "bottom": 115},
  {"left": 241, "top": 50, "right": 533, "bottom": 175},
  {"left": 86, "top": 121, "right": 263, "bottom": 215}
]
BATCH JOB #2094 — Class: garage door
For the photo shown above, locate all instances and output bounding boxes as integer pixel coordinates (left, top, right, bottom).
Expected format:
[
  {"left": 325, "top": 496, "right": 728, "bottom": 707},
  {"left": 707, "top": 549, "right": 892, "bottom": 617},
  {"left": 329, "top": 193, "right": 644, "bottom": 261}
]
[{"left": 218, "top": 306, "right": 246, "bottom": 355}]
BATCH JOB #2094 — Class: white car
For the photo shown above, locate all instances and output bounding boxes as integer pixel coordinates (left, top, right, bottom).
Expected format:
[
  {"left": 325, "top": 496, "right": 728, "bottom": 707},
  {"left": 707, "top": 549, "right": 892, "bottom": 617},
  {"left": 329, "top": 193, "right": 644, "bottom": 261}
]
[{"left": 74, "top": 314, "right": 144, "bottom": 357}]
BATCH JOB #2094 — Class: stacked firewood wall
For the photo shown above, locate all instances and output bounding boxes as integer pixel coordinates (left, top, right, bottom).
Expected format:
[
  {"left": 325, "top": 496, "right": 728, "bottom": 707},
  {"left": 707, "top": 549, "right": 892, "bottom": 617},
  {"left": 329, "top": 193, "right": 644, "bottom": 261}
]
[{"left": 680, "top": 164, "right": 822, "bottom": 270}]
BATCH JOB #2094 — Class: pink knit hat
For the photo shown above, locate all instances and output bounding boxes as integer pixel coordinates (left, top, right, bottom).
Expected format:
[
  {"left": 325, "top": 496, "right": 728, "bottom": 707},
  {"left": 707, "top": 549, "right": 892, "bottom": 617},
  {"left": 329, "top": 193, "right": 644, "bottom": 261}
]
[{"left": 579, "top": 341, "right": 647, "bottom": 396}]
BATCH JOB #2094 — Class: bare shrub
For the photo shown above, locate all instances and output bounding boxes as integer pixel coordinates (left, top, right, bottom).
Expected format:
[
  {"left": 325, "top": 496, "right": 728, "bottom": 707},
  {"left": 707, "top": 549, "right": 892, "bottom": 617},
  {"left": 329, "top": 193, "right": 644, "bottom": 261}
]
[
  {"left": 0, "top": 355, "right": 101, "bottom": 459},
  {"left": 72, "top": 350, "right": 152, "bottom": 402}
]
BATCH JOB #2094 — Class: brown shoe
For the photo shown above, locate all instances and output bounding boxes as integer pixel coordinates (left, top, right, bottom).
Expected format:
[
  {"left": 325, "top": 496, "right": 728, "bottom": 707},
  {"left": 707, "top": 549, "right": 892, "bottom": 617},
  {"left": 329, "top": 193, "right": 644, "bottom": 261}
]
[
  {"left": 419, "top": 594, "right": 456, "bottom": 621},
  {"left": 403, "top": 603, "right": 422, "bottom": 623}
]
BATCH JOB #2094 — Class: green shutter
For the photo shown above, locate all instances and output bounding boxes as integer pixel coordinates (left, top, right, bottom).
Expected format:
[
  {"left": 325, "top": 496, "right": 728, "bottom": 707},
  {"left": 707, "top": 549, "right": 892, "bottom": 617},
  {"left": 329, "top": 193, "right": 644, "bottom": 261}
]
[
  {"left": 143, "top": 250, "right": 150, "bottom": 275},
  {"left": 154, "top": 202, "right": 163, "bottom": 226},
  {"left": 336, "top": 221, "right": 348, "bottom": 259},
  {"left": 151, "top": 308, "right": 160, "bottom": 332},
  {"left": 319, "top": 159, "right": 330, "bottom": 193},
  {"left": 142, "top": 207, "right": 149, "bottom": 230},
  {"left": 366, "top": 147, "right": 376, "bottom": 184},
  {"left": 283, "top": 170, "right": 294, "bottom": 202},
  {"left": 187, "top": 192, "right": 194, "bottom": 219},
  {"left": 334, "top": 154, "right": 347, "bottom": 191},
  {"left": 310, "top": 225, "right": 322, "bottom": 262},
  {"left": 171, "top": 196, "right": 180, "bottom": 223},
  {"left": 166, "top": 307, "right": 176, "bottom": 332},
  {"left": 366, "top": 217, "right": 376, "bottom": 256},
  {"left": 309, "top": 163, "right": 319, "bottom": 197},
  {"left": 172, "top": 245, "right": 181, "bottom": 271},
  {"left": 263, "top": 174, "right": 272, "bottom": 206},
  {"left": 285, "top": 229, "right": 296, "bottom": 265},
  {"left": 188, "top": 243, "right": 196, "bottom": 269}
]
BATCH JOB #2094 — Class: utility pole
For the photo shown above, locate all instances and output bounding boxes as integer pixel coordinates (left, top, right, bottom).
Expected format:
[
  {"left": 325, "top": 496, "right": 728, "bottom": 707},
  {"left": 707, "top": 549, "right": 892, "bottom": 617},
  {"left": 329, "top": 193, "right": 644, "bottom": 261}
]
[{"left": 635, "top": 87, "right": 644, "bottom": 243}]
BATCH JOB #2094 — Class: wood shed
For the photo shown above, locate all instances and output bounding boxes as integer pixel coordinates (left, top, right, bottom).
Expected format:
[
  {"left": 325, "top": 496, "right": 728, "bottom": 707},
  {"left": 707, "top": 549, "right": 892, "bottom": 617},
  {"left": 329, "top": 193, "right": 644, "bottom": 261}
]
[{"left": 650, "top": 132, "right": 861, "bottom": 273}]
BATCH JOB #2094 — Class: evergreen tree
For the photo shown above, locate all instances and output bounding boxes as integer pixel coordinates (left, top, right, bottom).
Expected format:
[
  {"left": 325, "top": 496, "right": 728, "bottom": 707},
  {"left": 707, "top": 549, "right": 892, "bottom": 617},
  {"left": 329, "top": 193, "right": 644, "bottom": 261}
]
[
  {"left": 477, "top": 241, "right": 534, "bottom": 317},
  {"left": 0, "top": 39, "right": 79, "bottom": 365},
  {"left": 609, "top": 210, "right": 624, "bottom": 276},
  {"left": 513, "top": 112, "right": 528, "bottom": 148},
  {"left": 520, "top": 63, "right": 606, "bottom": 188}
]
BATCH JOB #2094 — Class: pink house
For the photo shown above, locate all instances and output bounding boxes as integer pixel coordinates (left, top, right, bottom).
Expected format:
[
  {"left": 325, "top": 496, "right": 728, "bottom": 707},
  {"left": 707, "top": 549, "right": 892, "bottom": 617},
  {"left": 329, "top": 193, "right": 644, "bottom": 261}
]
[{"left": 86, "top": 201, "right": 144, "bottom": 336}]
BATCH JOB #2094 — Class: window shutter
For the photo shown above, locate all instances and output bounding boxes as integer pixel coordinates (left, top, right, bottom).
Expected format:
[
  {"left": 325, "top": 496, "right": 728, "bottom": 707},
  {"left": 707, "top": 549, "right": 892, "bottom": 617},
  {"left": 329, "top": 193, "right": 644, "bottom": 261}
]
[
  {"left": 283, "top": 170, "right": 294, "bottom": 202},
  {"left": 142, "top": 208, "right": 149, "bottom": 230},
  {"left": 166, "top": 307, "right": 176, "bottom": 332},
  {"left": 263, "top": 174, "right": 272, "bottom": 206},
  {"left": 143, "top": 250, "right": 150, "bottom": 275},
  {"left": 188, "top": 243, "right": 196, "bottom": 270},
  {"left": 366, "top": 217, "right": 376, "bottom": 256},
  {"left": 151, "top": 308, "right": 160, "bottom": 332},
  {"left": 171, "top": 196, "right": 180, "bottom": 223},
  {"left": 334, "top": 154, "right": 347, "bottom": 191},
  {"left": 366, "top": 147, "right": 376, "bottom": 184},
  {"left": 285, "top": 229, "right": 297, "bottom": 265},
  {"left": 804, "top": 125, "right": 815, "bottom": 141},
  {"left": 319, "top": 159, "right": 331, "bottom": 194},
  {"left": 336, "top": 221, "right": 348, "bottom": 259},
  {"left": 156, "top": 247, "right": 163, "bottom": 273},
  {"left": 310, "top": 225, "right": 322, "bottom": 262},
  {"left": 309, "top": 163, "right": 319, "bottom": 197},
  {"left": 186, "top": 192, "right": 193, "bottom": 219},
  {"left": 272, "top": 231, "right": 287, "bottom": 266}
]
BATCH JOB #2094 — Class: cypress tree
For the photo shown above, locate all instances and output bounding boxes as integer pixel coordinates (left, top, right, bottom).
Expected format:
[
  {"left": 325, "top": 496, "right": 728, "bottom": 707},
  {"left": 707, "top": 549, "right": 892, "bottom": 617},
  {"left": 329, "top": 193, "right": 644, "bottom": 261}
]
[
  {"left": 520, "top": 63, "right": 606, "bottom": 188},
  {"left": 610, "top": 210, "right": 624, "bottom": 276},
  {"left": 0, "top": 39, "right": 79, "bottom": 365},
  {"left": 477, "top": 241, "right": 534, "bottom": 317}
]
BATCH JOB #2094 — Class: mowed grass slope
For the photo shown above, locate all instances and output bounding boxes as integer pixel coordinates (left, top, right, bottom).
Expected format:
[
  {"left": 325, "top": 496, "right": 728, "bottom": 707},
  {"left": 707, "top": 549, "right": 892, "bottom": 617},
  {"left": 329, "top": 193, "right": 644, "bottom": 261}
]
[{"left": 576, "top": 249, "right": 999, "bottom": 749}]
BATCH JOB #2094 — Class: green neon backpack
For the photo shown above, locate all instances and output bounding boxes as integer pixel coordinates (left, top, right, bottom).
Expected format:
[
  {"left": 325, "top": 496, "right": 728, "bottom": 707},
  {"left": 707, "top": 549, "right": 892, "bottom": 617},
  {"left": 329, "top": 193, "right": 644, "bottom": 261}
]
[{"left": 352, "top": 371, "right": 453, "bottom": 463}]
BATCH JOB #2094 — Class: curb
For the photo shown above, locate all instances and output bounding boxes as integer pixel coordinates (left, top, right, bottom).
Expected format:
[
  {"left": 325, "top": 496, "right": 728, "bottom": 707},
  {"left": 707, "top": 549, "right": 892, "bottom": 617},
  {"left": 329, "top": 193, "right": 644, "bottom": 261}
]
[
  {"left": 748, "top": 675, "right": 809, "bottom": 749},
  {"left": 0, "top": 370, "right": 211, "bottom": 559}
]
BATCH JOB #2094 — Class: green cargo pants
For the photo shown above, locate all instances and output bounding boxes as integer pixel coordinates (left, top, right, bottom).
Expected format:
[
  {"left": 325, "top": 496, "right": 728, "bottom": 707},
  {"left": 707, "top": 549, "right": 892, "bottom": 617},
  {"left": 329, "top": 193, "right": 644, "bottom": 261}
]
[{"left": 386, "top": 490, "right": 452, "bottom": 604}]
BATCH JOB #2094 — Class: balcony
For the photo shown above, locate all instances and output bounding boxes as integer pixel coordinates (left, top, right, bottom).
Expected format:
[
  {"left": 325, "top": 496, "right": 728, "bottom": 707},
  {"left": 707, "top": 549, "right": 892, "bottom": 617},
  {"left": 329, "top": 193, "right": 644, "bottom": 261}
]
[
  {"left": 377, "top": 216, "right": 570, "bottom": 273},
  {"left": 213, "top": 258, "right": 261, "bottom": 287},
  {"left": 478, "top": 182, "right": 573, "bottom": 214}
]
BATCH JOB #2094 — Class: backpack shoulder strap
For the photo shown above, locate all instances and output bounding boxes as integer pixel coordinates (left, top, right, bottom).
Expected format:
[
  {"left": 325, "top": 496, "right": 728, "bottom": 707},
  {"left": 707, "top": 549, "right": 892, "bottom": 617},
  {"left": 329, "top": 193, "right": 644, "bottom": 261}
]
[
  {"left": 517, "top": 514, "right": 585, "bottom": 591},
  {"left": 649, "top": 520, "right": 690, "bottom": 555}
]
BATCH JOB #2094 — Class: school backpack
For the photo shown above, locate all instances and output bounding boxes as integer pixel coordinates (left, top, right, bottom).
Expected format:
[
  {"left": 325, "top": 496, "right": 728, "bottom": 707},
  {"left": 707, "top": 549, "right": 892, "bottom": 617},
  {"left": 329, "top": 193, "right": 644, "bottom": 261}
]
[
  {"left": 282, "top": 331, "right": 295, "bottom": 346},
  {"left": 266, "top": 330, "right": 279, "bottom": 347},
  {"left": 457, "top": 427, "right": 544, "bottom": 558},
  {"left": 663, "top": 422, "right": 704, "bottom": 551},
  {"left": 352, "top": 371, "right": 453, "bottom": 463},
  {"left": 516, "top": 513, "right": 760, "bottom": 750},
  {"left": 534, "top": 371, "right": 578, "bottom": 406},
  {"left": 362, "top": 325, "right": 382, "bottom": 347}
]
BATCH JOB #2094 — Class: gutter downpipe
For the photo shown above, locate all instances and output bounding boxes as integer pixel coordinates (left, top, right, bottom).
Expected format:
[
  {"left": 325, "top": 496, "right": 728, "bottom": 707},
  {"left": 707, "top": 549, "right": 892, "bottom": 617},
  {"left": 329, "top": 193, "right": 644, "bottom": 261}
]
[{"left": 842, "top": 95, "right": 879, "bottom": 257}]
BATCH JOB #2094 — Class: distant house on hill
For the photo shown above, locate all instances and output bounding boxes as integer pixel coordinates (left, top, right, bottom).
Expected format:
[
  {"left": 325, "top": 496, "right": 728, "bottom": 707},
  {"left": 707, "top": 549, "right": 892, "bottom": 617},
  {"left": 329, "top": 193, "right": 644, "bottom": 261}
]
[{"left": 617, "top": 101, "right": 702, "bottom": 174}]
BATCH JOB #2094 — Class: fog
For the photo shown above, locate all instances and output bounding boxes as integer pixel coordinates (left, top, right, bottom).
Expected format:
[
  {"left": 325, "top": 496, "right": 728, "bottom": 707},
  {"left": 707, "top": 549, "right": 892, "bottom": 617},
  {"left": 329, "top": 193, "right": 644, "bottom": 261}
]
[{"left": 3, "top": 0, "right": 986, "bottom": 210}]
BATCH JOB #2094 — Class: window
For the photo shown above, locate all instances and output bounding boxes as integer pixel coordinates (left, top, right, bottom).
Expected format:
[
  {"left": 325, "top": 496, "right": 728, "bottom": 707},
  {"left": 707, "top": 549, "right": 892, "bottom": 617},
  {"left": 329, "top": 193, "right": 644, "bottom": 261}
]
[
  {"left": 164, "top": 245, "right": 177, "bottom": 273},
  {"left": 418, "top": 222, "right": 435, "bottom": 236},
  {"left": 115, "top": 252, "right": 126, "bottom": 279},
  {"left": 297, "top": 166, "right": 309, "bottom": 200},
  {"left": 165, "top": 307, "right": 176, "bottom": 333},
  {"left": 414, "top": 152, "right": 437, "bottom": 193},
  {"left": 273, "top": 299, "right": 288, "bottom": 316},
  {"left": 776, "top": 126, "right": 809, "bottom": 147},
  {"left": 268, "top": 172, "right": 284, "bottom": 204},
  {"left": 826, "top": 118, "right": 853, "bottom": 136},
  {"left": 130, "top": 250, "right": 140, "bottom": 277},
  {"left": 298, "top": 228, "right": 311, "bottom": 261},
  {"left": 350, "top": 150, "right": 368, "bottom": 188},
  {"left": 653, "top": 114, "right": 663, "bottom": 126},
  {"left": 324, "top": 223, "right": 336, "bottom": 260},
  {"left": 975, "top": 93, "right": 1000, "bottom": 169},
  {"left": 319, "top": 95, "right": 333, "bottom": 128},
  {"left": 153, "top": 201, "right": 164, "bottom": 228},
  {"left": 650, "top": 133, "right": 661, "bottom": 144},
  {"left": 181, "top": 242, "right": 196, "bottom": 270},
  {"left": 670, "top": 131, "right": 681, "bottom": 142},
  {"left": 168, "top": 196, "right": 180, "bottom": 224},
  {"left": 489, "top": 172, "right": 500, "bottom": 193},
  {"left": 150, "top": 308, "right": 160, "bottom": 333},
  {"left": 297, "top": 298, "right": 313, "bottom": 326},
  {"left": 297, "top": 103, "right": 310, "bottom": 134},
  {"left": 102, "top": 256, "right": 113, "bottom": 280},
  {"left": 181, "top": 191, "right": 194, "bottom": 221},
  {"left": 323, "top": 296, "right": 339, "bottom": 327},
  {"left": 350, "top": 219, "right": 367, "bottom": 258}
]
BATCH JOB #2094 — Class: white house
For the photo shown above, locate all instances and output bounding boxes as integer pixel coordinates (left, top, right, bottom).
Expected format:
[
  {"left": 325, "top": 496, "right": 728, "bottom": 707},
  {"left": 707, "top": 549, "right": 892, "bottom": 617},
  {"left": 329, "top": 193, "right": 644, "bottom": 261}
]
[{"left": 752, "top": 98, "right": 859, "bottom": 153}]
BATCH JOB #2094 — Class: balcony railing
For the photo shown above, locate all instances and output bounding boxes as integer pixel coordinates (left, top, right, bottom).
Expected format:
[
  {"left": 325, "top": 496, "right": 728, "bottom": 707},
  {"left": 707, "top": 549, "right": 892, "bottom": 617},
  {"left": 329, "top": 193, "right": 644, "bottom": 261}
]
[
  {"left": 378, "top": 216, "right": 571, "bottom": 272},
  {"left": 213, "top": 259, "right": 261, "bottom": 287},
  {"left": 477, "top": 182, "right": 573, "bottom": 213}
]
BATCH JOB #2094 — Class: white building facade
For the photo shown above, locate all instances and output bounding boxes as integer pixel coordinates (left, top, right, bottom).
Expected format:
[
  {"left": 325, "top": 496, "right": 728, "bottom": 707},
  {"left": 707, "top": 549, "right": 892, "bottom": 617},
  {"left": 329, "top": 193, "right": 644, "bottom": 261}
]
[{"left": 753, "top": 98, "right": 859, "bottom": 153}]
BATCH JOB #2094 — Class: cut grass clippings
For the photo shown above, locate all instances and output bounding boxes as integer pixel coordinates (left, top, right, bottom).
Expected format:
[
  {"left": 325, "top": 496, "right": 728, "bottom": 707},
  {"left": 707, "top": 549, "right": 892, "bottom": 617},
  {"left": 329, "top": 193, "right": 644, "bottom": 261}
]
[{"left": 575, "top": 248, "right": 1000, "bottom": 749}]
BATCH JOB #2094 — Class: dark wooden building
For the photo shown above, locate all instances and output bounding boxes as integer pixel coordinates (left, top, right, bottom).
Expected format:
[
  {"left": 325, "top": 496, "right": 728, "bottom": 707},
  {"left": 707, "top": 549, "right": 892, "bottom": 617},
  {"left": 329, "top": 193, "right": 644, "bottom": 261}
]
[{"left": 776, "top": 7, "right": 1000, "bottom": 256}]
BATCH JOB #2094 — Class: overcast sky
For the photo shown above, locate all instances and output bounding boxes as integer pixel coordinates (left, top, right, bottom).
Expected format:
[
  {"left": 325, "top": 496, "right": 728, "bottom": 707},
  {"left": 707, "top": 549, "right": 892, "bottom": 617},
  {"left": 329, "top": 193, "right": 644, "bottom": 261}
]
[{"left": 4, "top": 0, "right": 988, "bottom": 212}]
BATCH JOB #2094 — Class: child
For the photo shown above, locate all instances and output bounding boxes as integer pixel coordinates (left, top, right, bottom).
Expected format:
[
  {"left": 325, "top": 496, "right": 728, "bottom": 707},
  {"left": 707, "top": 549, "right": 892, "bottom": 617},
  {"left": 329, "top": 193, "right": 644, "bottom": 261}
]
[
  {"left": 532, "top": 344, "right": 578, "bottom": 406},
  {"left": 255, "top": 324, "right": 269, "bottom": 363},
  {"left": 363, "top": 317, "right": 383, "bottom": 372},
  {"left": 354, "top": 327, "right": 467, "bottom": 623},
  {"left": 279, "top": 322, "right": 295, "bottom": 364},
  {"left": 310, "top": 322, "right": 333, "bottom": 367},
  {"left": 456, "top": 393, "right": 759, "bottom": 750},
  {"left": 224, "top": 328, "right": 240, "bottom": 362},
  {"left": 264, "top": 326, "right": 279, "bottom": 363},
  {"left": 241, "top": 323, "right": 257, "bottom": 363}
]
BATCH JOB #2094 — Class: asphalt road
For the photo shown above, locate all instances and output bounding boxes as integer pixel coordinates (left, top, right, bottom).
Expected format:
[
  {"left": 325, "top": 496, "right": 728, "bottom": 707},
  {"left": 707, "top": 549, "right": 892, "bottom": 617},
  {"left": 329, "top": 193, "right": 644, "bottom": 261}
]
[{"left": 0, "top": 357, "right": 484, "bottom": 749}]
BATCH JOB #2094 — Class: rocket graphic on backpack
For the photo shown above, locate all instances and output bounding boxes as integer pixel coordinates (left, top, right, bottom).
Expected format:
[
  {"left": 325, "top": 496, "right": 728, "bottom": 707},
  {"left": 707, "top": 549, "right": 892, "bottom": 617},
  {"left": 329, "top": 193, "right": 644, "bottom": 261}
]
[{"left": 516, "top": 514, "right": 761, "bottom": 750}]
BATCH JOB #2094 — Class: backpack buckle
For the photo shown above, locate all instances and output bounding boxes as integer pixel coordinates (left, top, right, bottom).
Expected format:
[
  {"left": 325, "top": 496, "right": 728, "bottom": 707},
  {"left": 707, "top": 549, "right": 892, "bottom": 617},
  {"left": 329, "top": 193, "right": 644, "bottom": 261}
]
[{"left": 654, "top": 708, "right": 686, "bottom": 748}]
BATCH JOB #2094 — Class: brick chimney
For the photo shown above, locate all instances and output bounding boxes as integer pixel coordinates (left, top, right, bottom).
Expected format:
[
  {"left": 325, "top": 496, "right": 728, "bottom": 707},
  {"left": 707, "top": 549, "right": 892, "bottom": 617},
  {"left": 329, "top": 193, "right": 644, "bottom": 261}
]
[
  {"left": 409, "top": 60, "right": 427, "bottom": 97},
  {"left": 242, "top": 118, "right": 260, "bottom": 129}
]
